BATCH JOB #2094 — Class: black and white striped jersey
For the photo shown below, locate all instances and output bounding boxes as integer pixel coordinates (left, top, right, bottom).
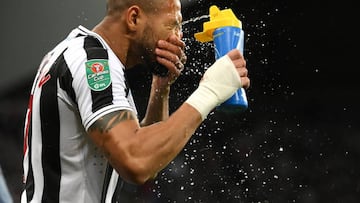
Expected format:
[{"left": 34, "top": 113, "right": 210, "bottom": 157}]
[{"left": 22, "top": 25, "right": 138, "bottom": 203}]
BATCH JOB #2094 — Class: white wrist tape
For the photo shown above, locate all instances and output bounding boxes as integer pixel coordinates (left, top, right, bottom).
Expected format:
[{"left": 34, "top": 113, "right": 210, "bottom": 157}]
[{"left": 186, "top": 55, "right": 242, "bottom": 120}]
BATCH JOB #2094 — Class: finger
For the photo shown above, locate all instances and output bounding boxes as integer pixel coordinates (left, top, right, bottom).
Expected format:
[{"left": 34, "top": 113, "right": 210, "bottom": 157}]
[
  {"left": 237, "top": 67, "right": 248, "bottom": 77},
  {"left": 175, "top": 60, "right": 185, "bottom": 72},
  {"left": 155, "top": 47, "right": 180, "bottom": 64},
  {"left": 227, "top": 49, "right": 243, "bottom": 61},
  {"left": 157, "top": 40, "right": 184, "bottom": 58},
  {"left": 167, "top": 35, "right": 186, "bottom": 49},
  {"left": 167, "top": 36, "right": 187, "bottom": 65},
  {"left": 179, "top": 49, "right": 187, "bottom": 65},
  {"left": 156, "top": 56, "right": 181, "bottom": 76},
  {"left": 241, "top": 77, "right": 250, "bottom": 89},
  {"left": 155, "top": 47, "right": 185, "bottom": 74},
  {"left": 232, "top": 58, "right": 246, "bottom": 69}
]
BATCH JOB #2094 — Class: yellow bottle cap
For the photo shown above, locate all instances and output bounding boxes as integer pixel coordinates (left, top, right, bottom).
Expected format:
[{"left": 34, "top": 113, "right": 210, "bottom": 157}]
[{"left": 194, "top": 5, "right": 242, "bottom": 42}]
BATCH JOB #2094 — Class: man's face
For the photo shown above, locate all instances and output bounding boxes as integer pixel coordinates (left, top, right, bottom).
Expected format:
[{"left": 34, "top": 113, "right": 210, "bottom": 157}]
[
  {"left": 149, "top": 0, "right": 183, "bottom": 40},
  {"left": 135, "top": 0, "right": 183, "bottom": 65}
]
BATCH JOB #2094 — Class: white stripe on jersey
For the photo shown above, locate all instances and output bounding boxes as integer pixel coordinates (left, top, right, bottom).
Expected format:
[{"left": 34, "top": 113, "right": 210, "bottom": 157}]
[{"left": 105, "top": 170, "right": 122, "bottom": 203}]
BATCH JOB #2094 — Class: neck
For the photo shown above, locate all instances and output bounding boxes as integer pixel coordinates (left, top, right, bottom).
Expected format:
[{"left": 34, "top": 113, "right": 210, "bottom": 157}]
[{"left": 92, "top": 16, "right": 131, "bottom": 69}]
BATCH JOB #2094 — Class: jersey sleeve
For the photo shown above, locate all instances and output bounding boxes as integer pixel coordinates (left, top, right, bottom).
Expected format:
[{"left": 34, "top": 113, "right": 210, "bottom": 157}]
[{"left": 64, "top": 40, "right": 137, "bottom": 131}]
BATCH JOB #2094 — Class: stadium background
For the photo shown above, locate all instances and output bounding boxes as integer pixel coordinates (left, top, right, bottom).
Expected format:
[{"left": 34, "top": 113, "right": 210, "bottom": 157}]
[{"left": 0, "top": 0, "right": 358, "bottom": 202}]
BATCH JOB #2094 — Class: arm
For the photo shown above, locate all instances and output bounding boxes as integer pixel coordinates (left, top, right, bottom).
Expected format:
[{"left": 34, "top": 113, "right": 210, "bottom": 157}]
[
  {"left": 140, "top": 76, "right": 170, "bottom": 126},
  {"left": 141, "top": 35, "right": 186, "bottom": 126},
  {"left": 88, "top": 103, "right": 201, "bottom": 185},
  {"left": 88, "top": 49, "right": 249, "bottom": 185}
]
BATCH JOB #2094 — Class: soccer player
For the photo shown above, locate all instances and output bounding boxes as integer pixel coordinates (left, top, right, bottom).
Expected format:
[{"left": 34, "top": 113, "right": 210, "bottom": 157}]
[{"left": 22, "top": 0, "right": 250, "bottom": 202}]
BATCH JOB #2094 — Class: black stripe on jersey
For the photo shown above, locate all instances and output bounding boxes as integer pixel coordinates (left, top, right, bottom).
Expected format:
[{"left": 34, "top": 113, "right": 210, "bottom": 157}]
[
  {"left": 100, "top": 164, "right": 114, "bottom": 203},
  {"left": 111, "top": 177, "right": 124, "bottom": 203},
  {"left": 58, "top": 58, "right": 76, "bottom": 104},
  {"left": 76, "top": 33, "right": 85, "bottom": 38},
  {"left": 123, "top": 72, "right": 130, "bottom": 98},
  {"left": 84, "top": 36, "right": 114, "bottom": 112},
  {"left": 39, "top": 53, "right": 67, "bottom": 202}
]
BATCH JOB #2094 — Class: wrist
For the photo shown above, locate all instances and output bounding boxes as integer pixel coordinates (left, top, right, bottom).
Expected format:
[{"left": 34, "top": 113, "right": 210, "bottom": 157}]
[
  {"left": 151, "top": 76, "right": 171, "bottom": 96},
  {"left": 185, "top": 85, "right": 218, "bottom": 120},
  {"left": 185, "top": 55, "right": 241, "bottom": 120}
]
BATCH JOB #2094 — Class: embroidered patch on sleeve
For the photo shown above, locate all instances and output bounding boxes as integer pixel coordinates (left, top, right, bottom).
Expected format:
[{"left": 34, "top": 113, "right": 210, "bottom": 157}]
[{"left": 85, "top": 59, "right": 111, "bottom": 91}]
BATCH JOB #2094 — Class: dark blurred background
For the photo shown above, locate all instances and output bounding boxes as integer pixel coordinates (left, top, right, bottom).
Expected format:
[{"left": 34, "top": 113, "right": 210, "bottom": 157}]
[{"left": 0, "top": 0, "right": 358, "bottom": 202}]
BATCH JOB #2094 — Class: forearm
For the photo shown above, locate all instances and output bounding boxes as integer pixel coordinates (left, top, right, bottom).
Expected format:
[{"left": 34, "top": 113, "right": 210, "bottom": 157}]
[
  {"left": 132, "top": 55, "right": 245, "bottom": 178},
  {"left": 130, "top": 103, "right": 201, "bottom": 180},
  {"left": 141, "top": 76, "right": 170, "bottom": 126},
  {"left": 94, "top": 104, "right": 201, "bottom": 184}
]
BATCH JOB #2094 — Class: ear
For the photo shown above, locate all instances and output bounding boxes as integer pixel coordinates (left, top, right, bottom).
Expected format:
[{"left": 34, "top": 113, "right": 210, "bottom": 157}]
[{"left": 126, "top": 6, "right": 141, "bottom": 32}]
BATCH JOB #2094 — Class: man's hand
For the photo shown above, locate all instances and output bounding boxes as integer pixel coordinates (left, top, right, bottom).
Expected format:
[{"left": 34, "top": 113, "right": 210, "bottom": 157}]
[
  {"left": 227, "top": 49, "right": 250, "bottom": 89},
  {"left": 153, "top": 34, "right": 187, "bottom": 86},
  {"left": 186, "top": 49, "right": 250, "bottom": 120}
]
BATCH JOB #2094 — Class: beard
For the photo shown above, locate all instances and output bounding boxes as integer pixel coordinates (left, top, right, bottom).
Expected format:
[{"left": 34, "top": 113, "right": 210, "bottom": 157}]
[
  {"left": 128, "top": 24, "right": 168, "bottom": 76},
  {"left": 133, "top": 24, "right": 157, "bottom": 67}
]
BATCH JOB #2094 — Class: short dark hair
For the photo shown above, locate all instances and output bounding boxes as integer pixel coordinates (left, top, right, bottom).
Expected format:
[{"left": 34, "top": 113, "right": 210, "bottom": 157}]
[{"left": 106, "top": 0, "right": 163, "bottom": 15}]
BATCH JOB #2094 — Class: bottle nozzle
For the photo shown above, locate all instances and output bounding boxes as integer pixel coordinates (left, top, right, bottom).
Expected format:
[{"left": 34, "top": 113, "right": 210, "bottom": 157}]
[{"left": 194, "top": 5, "right": 242, "bottom": 42}]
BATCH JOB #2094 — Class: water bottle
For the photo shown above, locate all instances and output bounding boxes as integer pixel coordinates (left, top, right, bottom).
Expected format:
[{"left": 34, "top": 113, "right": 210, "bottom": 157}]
[{"left": 195, "top": 5, "right": 248, "bottom": 113}]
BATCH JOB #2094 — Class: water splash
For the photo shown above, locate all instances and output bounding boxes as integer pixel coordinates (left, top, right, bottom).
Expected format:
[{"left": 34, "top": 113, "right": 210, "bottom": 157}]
[
  {"left": 182, "top": 15, "right": 209, "bottom": 26},
  {"left": 149, "top": 5, "right": 302, "bottom": 202}
]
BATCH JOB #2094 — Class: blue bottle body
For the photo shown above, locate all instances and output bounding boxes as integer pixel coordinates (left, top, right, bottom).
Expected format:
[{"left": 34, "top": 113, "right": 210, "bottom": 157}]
[{"left": 213, "top": 26, "right": 248, "bottom": 112}]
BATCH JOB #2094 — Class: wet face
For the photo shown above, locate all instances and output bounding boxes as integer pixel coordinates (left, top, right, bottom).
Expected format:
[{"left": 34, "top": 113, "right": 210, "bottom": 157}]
[{"left": 135, "top": 0, "right": 183, "bottom": 65}]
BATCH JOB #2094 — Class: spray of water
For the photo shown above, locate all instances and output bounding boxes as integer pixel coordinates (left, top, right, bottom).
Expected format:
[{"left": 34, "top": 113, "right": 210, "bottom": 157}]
[
  {"left": 147, "top": 4, "right": 309, "bottom": 202},
  {"left": 181, "top": 15, "right": 209, "bottom": 26}
]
